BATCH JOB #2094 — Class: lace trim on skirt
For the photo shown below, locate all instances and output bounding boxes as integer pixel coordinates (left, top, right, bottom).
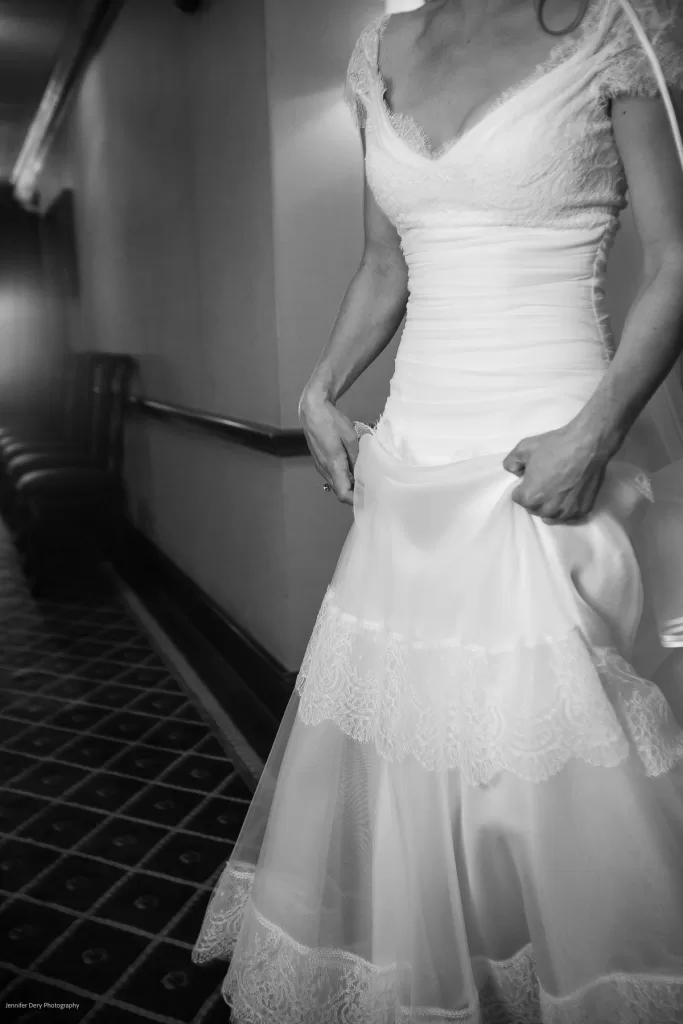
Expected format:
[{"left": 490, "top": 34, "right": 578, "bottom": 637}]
[
  {"left": 193, "top": 864, "right": 683, "bottom": 1023},
  {"left": 294, "top": 590, "right": 683, "bottom": 784}
]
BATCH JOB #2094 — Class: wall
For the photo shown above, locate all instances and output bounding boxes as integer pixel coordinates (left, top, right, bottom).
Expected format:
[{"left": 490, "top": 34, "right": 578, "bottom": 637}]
[{"left": 36, "top": 0, "right": 293, "bottom": 663}]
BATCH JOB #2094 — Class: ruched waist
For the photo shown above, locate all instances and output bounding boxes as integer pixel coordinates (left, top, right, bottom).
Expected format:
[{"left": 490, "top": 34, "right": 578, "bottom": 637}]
[
  {"left": 401, "top": 224, "right": 607, "bottom": 284},
  {"left": 382, "top": 224, "right": 615, "bottom": 464},
  {"left": 400, "top": 224, "right": 611, "bottom": 360}
]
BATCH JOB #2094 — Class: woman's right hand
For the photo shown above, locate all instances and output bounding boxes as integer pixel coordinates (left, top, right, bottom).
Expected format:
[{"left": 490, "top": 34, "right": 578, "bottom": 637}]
[{"left": 299, "top": 388, "right": 359, "bottom": 505}]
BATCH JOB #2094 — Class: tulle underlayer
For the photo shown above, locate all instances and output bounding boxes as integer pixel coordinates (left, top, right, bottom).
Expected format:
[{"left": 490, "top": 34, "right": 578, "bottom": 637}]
[
  {"left": 193, "top": 434, "right": 683, "bottom": 1023},
  {"left": 193, "top": 703, "right": 683, "bottom": 1022},
  {"left": 196, "top": 861, "right": 683, "bottom": 1024}
]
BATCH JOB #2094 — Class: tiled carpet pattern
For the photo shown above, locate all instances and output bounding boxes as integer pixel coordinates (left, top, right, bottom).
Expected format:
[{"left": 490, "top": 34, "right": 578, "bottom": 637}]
[{"left": 0, "top": 525, "right": 245, "bottom": 1022}]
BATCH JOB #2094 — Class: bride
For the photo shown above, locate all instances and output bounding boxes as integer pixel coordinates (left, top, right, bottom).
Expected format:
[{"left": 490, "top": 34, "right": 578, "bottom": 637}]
[{"left": 194, "top": 0, "right": 683, "bottom": 1020}]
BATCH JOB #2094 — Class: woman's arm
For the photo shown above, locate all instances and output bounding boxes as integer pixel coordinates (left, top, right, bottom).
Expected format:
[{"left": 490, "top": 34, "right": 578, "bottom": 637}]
[
  {"left": 299, "top": 132, "right": 409, "bottom": 504},
  {"left": 301, "top": 187, "right": 409, "bottom": 407},
  {"left": 504, "top": 92, "right": 683, "bottom": 524},
  {"left": 574, "top": 92, "right": 683, "bottom": 450}
]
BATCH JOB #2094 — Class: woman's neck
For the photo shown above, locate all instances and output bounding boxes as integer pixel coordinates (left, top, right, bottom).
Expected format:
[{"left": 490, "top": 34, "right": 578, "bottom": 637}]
[
  {"left": 426, "top": 0, "right": 583, "bottom": 41},
  {"left": 427, "top": 0, "right": 532, "bottom": 37},
  {"left": 434, "top": 0, "right": 530, "bottom": 17}
]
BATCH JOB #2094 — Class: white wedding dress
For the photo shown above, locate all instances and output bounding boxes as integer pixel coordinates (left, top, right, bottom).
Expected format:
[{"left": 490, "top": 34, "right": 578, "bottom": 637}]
[{"left": 193, "top": 1, "right": 683, "bottom": 1021}]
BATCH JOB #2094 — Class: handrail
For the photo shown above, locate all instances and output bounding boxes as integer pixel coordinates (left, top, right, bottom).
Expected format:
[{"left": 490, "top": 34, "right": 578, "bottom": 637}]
[
  {"left": 12, "top": 0, "right": 124, "bottom": 207},
  {"left": 128, "top": 396, "right": 310, "bottom": 457}
]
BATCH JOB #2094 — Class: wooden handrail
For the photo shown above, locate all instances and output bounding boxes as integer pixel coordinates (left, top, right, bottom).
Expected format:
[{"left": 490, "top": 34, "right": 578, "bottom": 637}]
[{"left": 128, "top": 396, "right": 310, "bottom": 457}]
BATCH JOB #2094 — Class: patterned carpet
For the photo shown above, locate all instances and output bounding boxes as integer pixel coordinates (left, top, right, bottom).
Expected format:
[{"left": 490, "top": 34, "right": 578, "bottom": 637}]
[{"left": 0, "top": 523, "right": 246, "bottom": 1022}]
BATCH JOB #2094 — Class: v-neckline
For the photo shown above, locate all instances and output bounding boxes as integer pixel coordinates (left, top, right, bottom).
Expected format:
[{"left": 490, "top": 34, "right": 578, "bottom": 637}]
[{"left": 373, "top": 1, "right": 600, "bottom": 163}]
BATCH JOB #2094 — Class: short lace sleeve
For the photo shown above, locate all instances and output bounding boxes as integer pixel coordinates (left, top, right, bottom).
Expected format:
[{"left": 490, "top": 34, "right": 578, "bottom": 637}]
[
  {"left": 343, "top": 16, "right": 384, "bottom": 134},
  {"left": 600, "top": 0, "right": 683, "bottom": 99}
]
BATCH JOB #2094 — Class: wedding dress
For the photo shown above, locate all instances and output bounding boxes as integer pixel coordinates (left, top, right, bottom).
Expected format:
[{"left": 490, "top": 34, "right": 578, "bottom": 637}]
[{"left": 193, "top": 1, "right": 683, "bottom": 1020}]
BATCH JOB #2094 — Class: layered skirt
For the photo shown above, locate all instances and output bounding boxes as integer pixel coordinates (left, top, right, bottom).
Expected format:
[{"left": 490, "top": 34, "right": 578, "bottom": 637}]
[{"left": 192, "top": 427, "right": 683, "bottom": 1023}]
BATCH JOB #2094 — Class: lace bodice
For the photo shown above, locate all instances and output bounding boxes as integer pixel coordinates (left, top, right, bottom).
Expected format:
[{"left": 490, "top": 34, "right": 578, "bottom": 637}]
[{"left": 343, "top": 0, "right": 683, "bottom": 232}]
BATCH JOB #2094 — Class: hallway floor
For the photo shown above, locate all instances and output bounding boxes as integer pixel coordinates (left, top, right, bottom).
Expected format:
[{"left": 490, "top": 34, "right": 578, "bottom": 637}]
[{"left": 0, "top": 523, "right": 244, "bottom": 1023}]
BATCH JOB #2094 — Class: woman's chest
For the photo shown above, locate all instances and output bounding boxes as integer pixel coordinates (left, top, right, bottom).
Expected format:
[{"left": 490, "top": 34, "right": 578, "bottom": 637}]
[
  {"left": 364, "top": 75, "right": 621, "bottom": 231},
  {"left": 379, "top": 30, "right": 569, "bottom": 151}
]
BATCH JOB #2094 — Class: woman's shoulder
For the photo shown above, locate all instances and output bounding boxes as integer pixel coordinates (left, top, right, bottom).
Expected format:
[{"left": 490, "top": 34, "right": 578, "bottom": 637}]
[
  {"left": 353, "top": 3, "right": 431, "bottom": 57},
  {"left": 599, "top": 0, "right": 683, "bottom": 99},
  {"left": 345, "top": 8, "right": 419, "bottom": 93},
  {"left": 600, "top": 0, "right": 681, "bottom": 49},
  {"left": 377, "top": 9, "right": 421, "bottom": 85},
  {"left": 344, "top": 6, "right": 432, "bottom": 130}
]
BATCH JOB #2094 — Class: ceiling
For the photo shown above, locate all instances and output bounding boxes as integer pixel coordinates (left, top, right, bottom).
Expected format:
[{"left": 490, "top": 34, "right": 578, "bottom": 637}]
[{"left": 0, "top": 0, "right": 82, "bottom": 180}]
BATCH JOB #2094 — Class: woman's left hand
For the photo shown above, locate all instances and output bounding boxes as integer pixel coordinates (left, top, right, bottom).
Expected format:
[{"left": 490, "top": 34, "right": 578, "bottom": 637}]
[{"left": 502, "top": 423, "right": 611, "bottom": 525}]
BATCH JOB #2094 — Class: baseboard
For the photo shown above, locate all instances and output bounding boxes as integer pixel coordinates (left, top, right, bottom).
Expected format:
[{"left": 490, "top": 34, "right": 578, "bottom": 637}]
[
  {"left": 112, "top": 575, "right": 265, "bottom": 790},
  {"left": 112, "top": 521, "right": 294, "bottom": 764}
]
